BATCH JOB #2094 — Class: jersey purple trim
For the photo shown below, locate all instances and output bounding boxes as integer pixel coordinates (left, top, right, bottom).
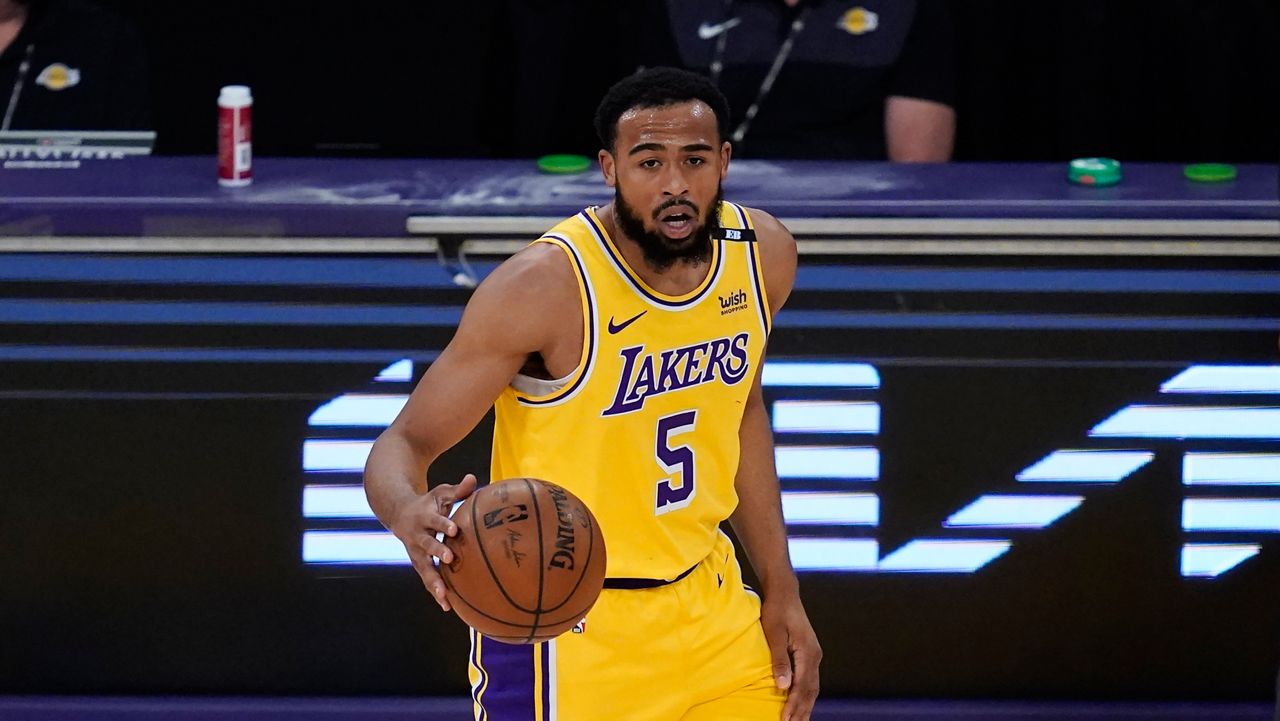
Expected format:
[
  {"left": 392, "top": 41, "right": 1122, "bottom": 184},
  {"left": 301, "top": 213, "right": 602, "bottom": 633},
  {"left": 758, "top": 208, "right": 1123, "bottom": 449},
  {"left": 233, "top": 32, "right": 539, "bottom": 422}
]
[
  {"left": 474, "top": 635, "right": 537, "bottom": 721},
  {"left": 745, "top": 225, "right": 772, "bottom": 335}
]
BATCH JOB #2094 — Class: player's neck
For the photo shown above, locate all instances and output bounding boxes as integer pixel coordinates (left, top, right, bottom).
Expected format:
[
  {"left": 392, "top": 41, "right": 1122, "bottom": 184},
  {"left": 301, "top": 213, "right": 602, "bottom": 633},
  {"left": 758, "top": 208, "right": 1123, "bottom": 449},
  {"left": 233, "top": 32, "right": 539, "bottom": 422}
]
[
  {"left": 0, "top": 2, "right": 27, "bottom": 56},
  {"left": 598, "top": 204, "right": 713, "bottom": 297}
]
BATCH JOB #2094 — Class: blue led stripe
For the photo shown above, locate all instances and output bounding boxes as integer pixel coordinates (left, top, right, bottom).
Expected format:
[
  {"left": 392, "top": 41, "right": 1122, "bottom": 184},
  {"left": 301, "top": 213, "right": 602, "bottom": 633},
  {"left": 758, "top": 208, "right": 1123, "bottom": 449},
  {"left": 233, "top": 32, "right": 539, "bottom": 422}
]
[
  {"left": 375, "top": 360, "right": 414, "bottom": 382},
  {"left": 1016, "top": 450, "right": 1153, "bottom": 483},
  {"left": 877, "top": 540, "right": 1012, "bottom": 573},
  {"left": 1161, "top": 366, "right": 1280, "bottom": 394},
  {"left": 0, "top": 345, "right": 438, "bottom": 364},
  {"left": 0, "top": 299, "right": 463, "bottom": 327},
  {"left": 1091, "top": 406, "right": 1280, "bottom": 439},
  {"left": 302, "top": 440, "right": 375, "bottom": 472},
  {"left": 303, "top": 485, "right": 375, "bottom": 519},
  {"left": 0, "top": 254, "right": 496, "bottom": 288},
  {"left": 945, "top": 495, "right": 1084, "bottom": 529},
  {"left": 781, "top": 492, "right": 878, "bottom": 526},
  {"left": 792, "top": 266, "right": 1280, "bottom": 294},
  {"left": 1184, "top": 453, "right": 1280, "bottom": 486},
  {"left": 772, "top": 311, "right": 1278, "bottom": 332},
  {"left": 1182, "top": 499, "right": 1280, "bottom": 532},
  {"left": 787, "top": 538, "right": 880, "bottom": 571},
  {"left": 772, "top": 401, "right": 879, "bottom": 434},
  {"left": 302, "top": 531, "right": 408, "bottom": 564},
  {"left": 775, "top": 446, "right": 878, "bottom": 480},
  {"left": 762, "top": 362, "right": 879, "bottom": 388},
  {"left": 1180, "top": 543, "right": 1262, "bottom": 578},
  {"left": 308, "top": 394, "right": 410, "bottom": 427}
]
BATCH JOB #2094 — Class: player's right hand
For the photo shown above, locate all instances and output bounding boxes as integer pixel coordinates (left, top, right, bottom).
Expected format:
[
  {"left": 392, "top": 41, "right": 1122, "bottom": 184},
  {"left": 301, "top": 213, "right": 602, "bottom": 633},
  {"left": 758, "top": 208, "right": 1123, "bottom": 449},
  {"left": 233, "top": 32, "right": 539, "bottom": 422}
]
[{"left": 389, "top": 473, "right": 478, "bottom": 612}]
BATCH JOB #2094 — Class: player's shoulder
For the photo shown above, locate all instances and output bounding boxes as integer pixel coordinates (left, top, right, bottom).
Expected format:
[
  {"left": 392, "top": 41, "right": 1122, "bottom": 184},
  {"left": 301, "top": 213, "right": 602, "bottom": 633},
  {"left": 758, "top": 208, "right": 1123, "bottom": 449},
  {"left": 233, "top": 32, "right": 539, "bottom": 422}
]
[
  {"left": 738, "top": 206, "right": 797, "bottom": 312},
  {"left": 457, "top": 240, "right": 579, "bottom": 350},
  {"left": 740, "top": 206, "right": 796, "bottom": 262},
  {"left": 479, "top": 241, "right": 578, "bottom": 308}
]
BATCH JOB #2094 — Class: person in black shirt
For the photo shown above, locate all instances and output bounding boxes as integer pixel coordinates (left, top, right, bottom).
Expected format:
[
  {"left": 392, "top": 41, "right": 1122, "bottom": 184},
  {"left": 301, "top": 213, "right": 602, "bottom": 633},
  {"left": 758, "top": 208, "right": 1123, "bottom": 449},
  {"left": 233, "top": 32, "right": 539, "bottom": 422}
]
[
  {"left": 0, "top": 0, "right": 150, "bottom": 131},
  {"left": 630, "top": 0, "right": 955, "bottom": 160}
]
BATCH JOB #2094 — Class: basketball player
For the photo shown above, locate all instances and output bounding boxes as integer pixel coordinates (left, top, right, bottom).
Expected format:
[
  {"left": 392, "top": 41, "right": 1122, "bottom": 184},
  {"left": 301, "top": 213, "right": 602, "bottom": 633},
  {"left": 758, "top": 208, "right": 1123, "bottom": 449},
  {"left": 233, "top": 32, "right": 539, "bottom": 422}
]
[{"left": 364, "top": 67, "right": 821, "bottom": 721}]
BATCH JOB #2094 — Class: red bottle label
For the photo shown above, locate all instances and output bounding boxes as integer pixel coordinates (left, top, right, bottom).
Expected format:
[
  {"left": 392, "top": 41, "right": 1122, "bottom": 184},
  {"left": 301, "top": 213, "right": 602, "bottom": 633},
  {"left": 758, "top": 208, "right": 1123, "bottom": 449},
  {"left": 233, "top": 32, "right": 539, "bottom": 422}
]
[{"left": 218, "top": 105, "right": 253, "bottom": 182}]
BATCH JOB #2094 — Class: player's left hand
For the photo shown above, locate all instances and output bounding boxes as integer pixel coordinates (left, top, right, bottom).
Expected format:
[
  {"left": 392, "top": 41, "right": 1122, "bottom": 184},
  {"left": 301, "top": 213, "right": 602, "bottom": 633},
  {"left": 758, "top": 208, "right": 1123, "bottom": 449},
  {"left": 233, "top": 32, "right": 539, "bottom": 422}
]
[{"left": 761, "top": 590, "right": 822, "bottom": 721}]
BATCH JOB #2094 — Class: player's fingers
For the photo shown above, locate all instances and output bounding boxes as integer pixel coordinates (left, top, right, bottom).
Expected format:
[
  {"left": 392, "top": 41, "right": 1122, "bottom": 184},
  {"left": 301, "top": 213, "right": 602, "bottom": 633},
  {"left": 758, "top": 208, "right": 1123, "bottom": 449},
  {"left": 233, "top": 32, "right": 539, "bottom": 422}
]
[
  {"left": 761, "top": 618, "right": 793, "bottom": 690},
  {"left": 409, "top": 553, "right": 451, "bottom": 612},
  {"left": 414, "top": 534, "right": 456, "bottom": 566},
  {"left": 430, "top": 474, "right": 478, "bottom": 536},
  {"left": 455, "top": 473, "right": 478, "bottom": 499},
  {"left": 782, "top": 643, "right": 820, "bottom": 721}
]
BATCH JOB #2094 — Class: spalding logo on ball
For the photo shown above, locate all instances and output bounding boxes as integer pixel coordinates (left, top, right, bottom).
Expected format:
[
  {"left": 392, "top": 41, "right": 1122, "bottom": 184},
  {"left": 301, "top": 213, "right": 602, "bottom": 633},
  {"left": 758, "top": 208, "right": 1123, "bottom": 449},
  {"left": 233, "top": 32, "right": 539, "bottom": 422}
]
[{"left": 439, "top": 478, "right": 606, "bottom": 644}]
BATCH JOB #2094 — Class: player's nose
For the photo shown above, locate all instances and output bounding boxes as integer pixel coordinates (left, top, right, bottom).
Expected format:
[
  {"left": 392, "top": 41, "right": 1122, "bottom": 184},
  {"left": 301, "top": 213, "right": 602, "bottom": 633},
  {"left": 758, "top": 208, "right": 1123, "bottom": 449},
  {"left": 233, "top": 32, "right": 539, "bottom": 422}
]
[{"left": 659, "top": 164, "right": 690, "bottom": 197}]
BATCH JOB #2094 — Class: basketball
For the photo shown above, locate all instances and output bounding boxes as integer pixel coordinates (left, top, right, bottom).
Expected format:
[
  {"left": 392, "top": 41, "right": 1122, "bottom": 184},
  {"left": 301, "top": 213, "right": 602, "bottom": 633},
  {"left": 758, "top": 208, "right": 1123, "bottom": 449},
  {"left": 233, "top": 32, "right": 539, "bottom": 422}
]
[{"left": 439, "top": 478, "right": 606, "bottom": 644}]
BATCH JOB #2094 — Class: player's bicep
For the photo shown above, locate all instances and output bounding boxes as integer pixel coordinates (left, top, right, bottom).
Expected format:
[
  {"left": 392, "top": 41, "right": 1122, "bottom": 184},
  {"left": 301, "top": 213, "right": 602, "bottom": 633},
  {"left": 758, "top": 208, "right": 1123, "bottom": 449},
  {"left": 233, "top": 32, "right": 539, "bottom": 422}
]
[
  {"left": 388, "top": 244, "right": 576, "bottom": 458},
  {"left": 391, "top": 299, "right": 528, "bottom": 456}
]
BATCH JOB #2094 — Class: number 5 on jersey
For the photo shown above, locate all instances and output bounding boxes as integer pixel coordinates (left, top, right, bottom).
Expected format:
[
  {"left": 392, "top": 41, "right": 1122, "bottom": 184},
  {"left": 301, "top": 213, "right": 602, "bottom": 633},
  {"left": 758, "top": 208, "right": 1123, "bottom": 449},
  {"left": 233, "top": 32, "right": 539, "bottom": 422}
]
[{"left": 655, "top": 410, "right": 697, "bottom": 514}]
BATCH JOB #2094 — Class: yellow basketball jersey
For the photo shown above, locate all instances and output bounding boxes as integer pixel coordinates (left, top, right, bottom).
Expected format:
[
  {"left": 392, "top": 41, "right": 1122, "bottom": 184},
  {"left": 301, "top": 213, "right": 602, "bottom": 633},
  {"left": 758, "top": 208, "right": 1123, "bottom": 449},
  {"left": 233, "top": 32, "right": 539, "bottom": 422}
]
[{"left": 490, "top": 203, "right": 771, "bottom": 579}]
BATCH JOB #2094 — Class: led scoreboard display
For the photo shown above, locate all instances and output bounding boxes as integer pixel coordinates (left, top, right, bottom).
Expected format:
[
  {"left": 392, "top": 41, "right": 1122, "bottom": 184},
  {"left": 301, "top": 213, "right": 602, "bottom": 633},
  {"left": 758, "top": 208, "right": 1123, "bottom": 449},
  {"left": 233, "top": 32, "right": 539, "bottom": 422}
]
[{"left": 1, "top": 251, "right": 1276, "bottom": 699}]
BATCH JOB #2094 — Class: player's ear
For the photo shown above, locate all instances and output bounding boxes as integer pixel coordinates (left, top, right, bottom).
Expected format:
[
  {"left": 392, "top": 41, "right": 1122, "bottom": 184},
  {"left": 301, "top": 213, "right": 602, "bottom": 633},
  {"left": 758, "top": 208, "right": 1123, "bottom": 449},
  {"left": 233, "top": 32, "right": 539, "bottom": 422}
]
[
  {"left": 599, "top": 149, "right": 617, "bottom": 187},
  {"left": 719, "top": 141, "right": 732, "bottom": 181}
]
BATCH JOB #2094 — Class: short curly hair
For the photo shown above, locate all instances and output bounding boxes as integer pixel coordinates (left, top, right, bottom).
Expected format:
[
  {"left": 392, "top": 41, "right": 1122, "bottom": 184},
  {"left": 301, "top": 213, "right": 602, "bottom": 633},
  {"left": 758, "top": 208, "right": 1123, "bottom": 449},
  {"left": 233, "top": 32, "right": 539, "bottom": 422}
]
[{"left": 594, "top": 67, "right": 731, "bottom": 153}]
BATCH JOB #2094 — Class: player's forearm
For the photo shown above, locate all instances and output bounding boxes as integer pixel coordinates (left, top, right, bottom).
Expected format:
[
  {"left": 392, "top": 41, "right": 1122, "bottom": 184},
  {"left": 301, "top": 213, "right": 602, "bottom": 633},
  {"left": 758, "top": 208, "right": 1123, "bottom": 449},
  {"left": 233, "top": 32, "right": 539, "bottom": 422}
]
[
  {"left": 363, "top": 427, "right": 437, "bottom": 531},
  {"left": 730, "top": 395, "right": 800, "bottom": 598}
]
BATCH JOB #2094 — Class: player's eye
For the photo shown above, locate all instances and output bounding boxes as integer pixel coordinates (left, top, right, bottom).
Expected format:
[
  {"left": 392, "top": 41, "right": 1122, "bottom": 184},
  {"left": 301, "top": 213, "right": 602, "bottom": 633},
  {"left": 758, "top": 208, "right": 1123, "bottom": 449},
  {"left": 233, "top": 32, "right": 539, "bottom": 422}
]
[
  {"left": 640, "top": 158, "right": 660, "bottom": 169},
  {"left": 687, "top": 157, "right": 706, "bottom": 166}
]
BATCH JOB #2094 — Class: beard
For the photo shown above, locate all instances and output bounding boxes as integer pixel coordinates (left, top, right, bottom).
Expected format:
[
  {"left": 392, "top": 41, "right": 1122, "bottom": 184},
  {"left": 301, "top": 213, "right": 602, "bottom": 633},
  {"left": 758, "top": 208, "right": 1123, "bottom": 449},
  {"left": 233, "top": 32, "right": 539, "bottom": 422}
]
[{"left": 614, "top": 185, "right": 723, "bottom": 273}]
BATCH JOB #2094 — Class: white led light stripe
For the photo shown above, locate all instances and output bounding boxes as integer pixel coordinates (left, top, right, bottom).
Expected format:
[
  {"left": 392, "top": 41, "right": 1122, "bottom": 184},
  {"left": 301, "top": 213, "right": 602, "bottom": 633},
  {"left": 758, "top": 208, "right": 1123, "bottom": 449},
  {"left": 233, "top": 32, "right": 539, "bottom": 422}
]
[
  {"left": 302, "top": 440, "right": 375, "bottom": 472},
  {"left": 308, "top": 394, "right": 410, "bottom": 427},
  {"left": 775, "top": 446, "right": 878, "bottom": 480},
  {"left": 1182, "top": 499, "right": 1280, "bottom": 532},
  {"left": 302, "top": 531, "right": 408, "bottom": 564},
  {"left": 1180, "top": 543, "right": 1262, "bottom": 578},
  {"left": 945, "top": 495, "right": 1084, "bottom": 529},
  {"left": 1090, "top": 406, "right": 1280, "bottom": 439},
  {"left": 787, "top": 538, "right": 880, "bottom": 571},
  {"left": 772, "top": 401, "right": 879, "bottom": 434},
  {"left": 762, "top": 362, "right": 879, "bottom": 388},
  {"left": 782, "top": 492, "right": 878, "bottom": 525},
  {"left": 877, "top": 540, "right": 1011, "bottom": 573},
  {"left": 1016, "top": 449, "right": 1153, "bottom": 483},
  {"left": 375, "top": 359, "right": 414, "bottom": 382},
  {"left": 303, "top": 485, "right": 375, "bottom": 518},
  {"left": 1183, "top": 453, "right": 1280, "bottom": 486},
  {"left": 1162, "top": 366, "right": 1280, "bottom": 394}
]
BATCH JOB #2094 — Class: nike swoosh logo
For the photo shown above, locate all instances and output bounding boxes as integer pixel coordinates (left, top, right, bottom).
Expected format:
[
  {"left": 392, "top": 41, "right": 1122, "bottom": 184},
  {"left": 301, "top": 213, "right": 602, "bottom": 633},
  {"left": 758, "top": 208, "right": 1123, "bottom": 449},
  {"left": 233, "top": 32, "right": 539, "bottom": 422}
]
[
  {"left": 607, "top": 311, "right": 647, "bottom": 334},
  {"left": 698, "top": 18, "right": 742, "bottom": 40}
]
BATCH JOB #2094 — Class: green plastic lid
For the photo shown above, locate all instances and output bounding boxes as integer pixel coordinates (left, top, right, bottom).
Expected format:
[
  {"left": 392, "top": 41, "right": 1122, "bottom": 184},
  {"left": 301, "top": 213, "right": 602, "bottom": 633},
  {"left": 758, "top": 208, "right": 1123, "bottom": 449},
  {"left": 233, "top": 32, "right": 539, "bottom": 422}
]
[
  {"left": 1068, "top": 158, "right": 1122, "bottom": 187},
  {"left": 536, "top": 154, "right": 592, "bottom": 174},
  {"left": 1184, "top": 163, "right": 1237, "bottom": 183}
]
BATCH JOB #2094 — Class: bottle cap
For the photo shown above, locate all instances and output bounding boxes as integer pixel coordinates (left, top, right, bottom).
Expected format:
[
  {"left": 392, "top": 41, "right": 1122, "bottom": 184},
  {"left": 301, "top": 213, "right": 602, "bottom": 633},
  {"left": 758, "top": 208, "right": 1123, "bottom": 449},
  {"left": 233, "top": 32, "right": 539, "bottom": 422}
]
[
  {"left": 1068, "top": 158, "right": 1122, "bottom": 187},
  {"left": 537, "top": 154, "right": 592, "bottom": 174},
  {"left": 1183, "top": 163, "right": 1237, "bottom": 183},
  {"left": 219, "top": 85, "right": 253, "bottom": 105}
]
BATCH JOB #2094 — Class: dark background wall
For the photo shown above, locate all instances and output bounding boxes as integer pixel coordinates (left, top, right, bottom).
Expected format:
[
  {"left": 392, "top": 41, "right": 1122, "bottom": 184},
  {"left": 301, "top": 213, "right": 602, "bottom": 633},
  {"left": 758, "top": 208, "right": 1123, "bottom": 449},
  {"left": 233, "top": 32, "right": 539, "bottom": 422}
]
[{"left": 94, "top": 0, "right": 1280, "bottom": 161}]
